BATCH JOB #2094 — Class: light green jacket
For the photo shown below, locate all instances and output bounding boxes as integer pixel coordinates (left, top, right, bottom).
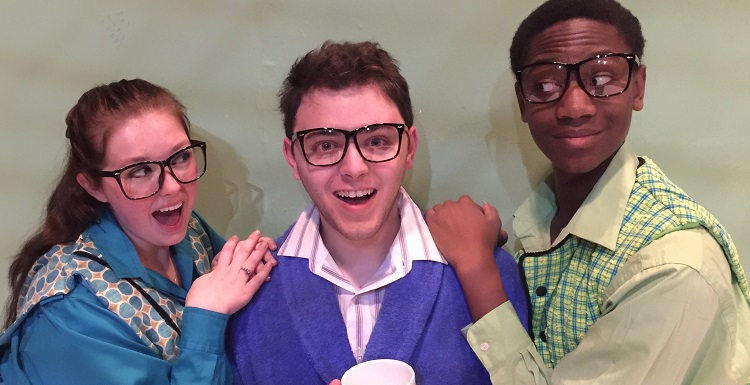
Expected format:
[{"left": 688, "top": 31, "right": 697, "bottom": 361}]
[{"left": 465, "top": 147, "right": 750, "bottom": 384}]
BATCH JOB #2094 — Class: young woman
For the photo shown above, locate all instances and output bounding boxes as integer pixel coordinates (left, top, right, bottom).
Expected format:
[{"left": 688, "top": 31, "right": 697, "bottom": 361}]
[{"left": 0, "top": 79, "right": 275, "bottom": 385}]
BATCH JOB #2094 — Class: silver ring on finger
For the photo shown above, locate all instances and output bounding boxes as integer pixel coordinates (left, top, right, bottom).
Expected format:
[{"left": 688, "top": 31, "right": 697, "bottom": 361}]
[{"left": 240, "top": 267, "right": 253, "bottom": 276}]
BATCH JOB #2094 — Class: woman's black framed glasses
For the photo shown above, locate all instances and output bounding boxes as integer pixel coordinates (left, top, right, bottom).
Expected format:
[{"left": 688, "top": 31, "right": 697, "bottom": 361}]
[{"left": 89, "top": 140, "right": 207, "bottom": 200}]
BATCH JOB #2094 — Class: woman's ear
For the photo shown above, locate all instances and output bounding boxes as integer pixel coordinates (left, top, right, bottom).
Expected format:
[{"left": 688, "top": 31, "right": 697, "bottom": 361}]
[{"left": 76, "top": 173, "right": 108, "bottom": 203}]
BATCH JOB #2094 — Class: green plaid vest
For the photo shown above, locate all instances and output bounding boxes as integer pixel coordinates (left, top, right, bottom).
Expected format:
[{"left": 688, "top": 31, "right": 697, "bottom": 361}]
[
  {"left": 518, "top": 157, "right": 749, "bottom": 368},
  {"left": 10, "top": 215, "right": 214, "bottom": 363}
]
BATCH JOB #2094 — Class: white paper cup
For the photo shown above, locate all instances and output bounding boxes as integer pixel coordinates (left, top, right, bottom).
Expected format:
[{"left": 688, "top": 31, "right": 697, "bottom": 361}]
[{"left": 341, "top": 359, "right": 415, "bottom": 385}]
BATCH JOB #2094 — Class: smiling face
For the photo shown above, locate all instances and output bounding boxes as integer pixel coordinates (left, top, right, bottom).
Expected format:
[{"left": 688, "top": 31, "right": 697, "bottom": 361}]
[
  {"left": 78, "top": 109, "right": 197, "bottom": 258},
  {"left": 517, "top": 18, "right": 646, "bottom": 179},
  {"left": 283, "top": 84, "right": 417, "bottom": 247}
]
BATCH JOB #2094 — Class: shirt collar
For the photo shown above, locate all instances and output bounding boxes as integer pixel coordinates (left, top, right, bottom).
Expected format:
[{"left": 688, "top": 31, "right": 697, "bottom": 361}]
[
  {"left": 82, "top": 209, "right": 195, "bottom": 296},
  {"left": 83, "top": 209, "right": 147, "bottom": 279},
  {"left": 513, "top": 144, "right": 638, "bottom": 252},
  {"left": 278, "top": 187, "right": 445, "bottom": 291}
]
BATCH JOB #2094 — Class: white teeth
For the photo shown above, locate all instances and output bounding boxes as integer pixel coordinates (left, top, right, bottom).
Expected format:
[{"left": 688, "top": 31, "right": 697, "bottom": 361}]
[
  {"left": 158, "top": 202, "right": 183, "bottom": 212},
  {"left": 336, "top": 189, "right": 374, "bottom": 198}
]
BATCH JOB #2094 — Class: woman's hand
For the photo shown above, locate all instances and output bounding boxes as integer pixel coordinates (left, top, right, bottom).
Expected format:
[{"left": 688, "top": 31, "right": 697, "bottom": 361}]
[
  {"left": 186, "top": 230, "right": 277, "bottom": 315},
  {"left": 211, "top": 235, "right": 277, "bottom": 270}
]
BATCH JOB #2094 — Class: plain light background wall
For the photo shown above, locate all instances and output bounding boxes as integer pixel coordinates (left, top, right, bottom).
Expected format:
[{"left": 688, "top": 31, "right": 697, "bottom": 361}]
[{"left": 1, "top": 1, "right": 748, "bottom": 321}]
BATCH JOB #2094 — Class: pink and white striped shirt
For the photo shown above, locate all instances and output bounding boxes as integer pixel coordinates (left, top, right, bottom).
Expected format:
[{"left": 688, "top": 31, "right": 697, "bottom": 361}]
[{"left": 277, "top": 187, "right": 446, "bottom": 362}]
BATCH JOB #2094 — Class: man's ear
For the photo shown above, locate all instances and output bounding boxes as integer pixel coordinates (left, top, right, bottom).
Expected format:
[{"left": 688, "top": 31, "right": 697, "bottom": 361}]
[
  {"left": 404, "top": 125, "right": 418, "bottom": 170},
  {"left": 282, "top": 138, "right": 301, "bottom": 181},
  {"left": 515, "top": 83, "right": 529, "bottom": 123},
  {"left": 76, "top": 172, "right": 108, "bottom": 203},
  {"left": 631, "top": 64, "right": 646, "bottom": 112}
]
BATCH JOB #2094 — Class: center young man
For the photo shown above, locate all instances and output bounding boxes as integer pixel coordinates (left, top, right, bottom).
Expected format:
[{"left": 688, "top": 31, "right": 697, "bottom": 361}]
[{"left": 228, "top": 41, "right": 528, "bottom": 384}]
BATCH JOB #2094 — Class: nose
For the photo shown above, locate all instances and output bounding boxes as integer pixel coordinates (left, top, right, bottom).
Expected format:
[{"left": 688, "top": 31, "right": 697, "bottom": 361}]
[
  {"left": 556, "top": 75, "right": 596, "bottom": 121},
  {"left": 338, "top": 141, "right": 369, "bottom": 179},
  {"left": 159, "top": 166, "right": 183, "bottom": 195}
]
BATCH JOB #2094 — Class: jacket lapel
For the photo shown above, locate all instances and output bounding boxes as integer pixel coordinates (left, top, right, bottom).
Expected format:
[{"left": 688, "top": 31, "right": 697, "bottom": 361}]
[
  {"left": 363, "top": 261, "right": 443, "bottom": 361},
  {"left": 279, "top": 257, "right": 357, "bottom": 380}
]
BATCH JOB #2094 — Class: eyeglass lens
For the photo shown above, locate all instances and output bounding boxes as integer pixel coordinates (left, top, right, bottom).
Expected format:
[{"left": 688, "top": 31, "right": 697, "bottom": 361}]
[
  {"left": 520, "top": 55, "right": 632, "bottom": 103},
  {"left": 119, "top": 145, "right": 206, "bottom": 199},
  {"left": 301, "top": 124, "right": 402, "bottom": 166}
]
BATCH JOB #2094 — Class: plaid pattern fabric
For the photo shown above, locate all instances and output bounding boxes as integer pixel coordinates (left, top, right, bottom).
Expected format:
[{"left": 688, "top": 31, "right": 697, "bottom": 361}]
[
  {"left": 518, "top": 157, "right": 748, "bottom": 368},
  {"left": 12, "top": 215, "right": 214, "bottom": 363},
  {"left": 637, "top": 157, "right": 749, "bottom": 303}
]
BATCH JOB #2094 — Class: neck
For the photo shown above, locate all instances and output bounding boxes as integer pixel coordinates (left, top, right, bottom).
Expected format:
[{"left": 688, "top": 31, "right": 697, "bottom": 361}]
[
  {"left": 320, "top": 206, "right": 401, "bottom": 290},
  {"left": 138, "top": 246, "right": 181, "bottom": 286},
  {"left": 549, "top": 156, "right": 614, "bottom": 242}
]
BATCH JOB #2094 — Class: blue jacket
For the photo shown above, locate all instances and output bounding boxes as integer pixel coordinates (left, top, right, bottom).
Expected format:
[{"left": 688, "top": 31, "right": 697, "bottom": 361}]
[{"left": 0, "top": 210, "right": 231, "bottom": 385}]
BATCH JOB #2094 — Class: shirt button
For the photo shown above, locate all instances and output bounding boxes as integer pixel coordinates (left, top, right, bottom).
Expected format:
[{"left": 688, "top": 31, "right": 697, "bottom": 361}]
[
  {"left": 539, "top": 331, "right": 547, "bottom": 342},
  {"left": 535, "top": 286, "right": 547, "bottom": 296},
  {"left": 480, "top": 342, "right": 489, "bottom": 351}
]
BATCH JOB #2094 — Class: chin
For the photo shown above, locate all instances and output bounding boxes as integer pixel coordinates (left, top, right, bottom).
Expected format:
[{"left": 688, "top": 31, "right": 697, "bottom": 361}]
[
  {"left": 343, "top": 230, "right": 378, "bottom": 242},
  {"left": 336, "top": 220, "right": 382, "bottom": 243},
  {"left": 164, "top": 223, "right": 191, "bottom": 245},
  {"left": 161, "top": 231, "right": 185, "bottom": 245}
]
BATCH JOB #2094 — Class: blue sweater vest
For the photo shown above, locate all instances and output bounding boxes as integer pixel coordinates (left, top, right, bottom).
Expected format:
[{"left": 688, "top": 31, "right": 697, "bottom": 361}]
[{"left": 228, "top": 229, "right": 529, "bottom": 385}]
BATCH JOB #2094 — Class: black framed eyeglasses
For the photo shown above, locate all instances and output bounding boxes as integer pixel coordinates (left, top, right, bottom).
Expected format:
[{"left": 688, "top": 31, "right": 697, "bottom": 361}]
[
  {"left": 290, "top": 123, "right": 406, "bottom": 166},
  {"left": 515, "top": 53, "right": 639, "bottom": 104},
  {"left": 89, "top": 140, "right": 207, "bottom": 200}
]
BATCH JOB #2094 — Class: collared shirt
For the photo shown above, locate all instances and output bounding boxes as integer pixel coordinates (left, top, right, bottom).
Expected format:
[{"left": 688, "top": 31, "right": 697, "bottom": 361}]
[
  {"left": 0, "top": 210, "right": 231, "bottom": 385},
  {"left": 464, "top": 145, "right": 750, "bottom": 384},
  {"left": 278, "top": 187, "right": 445, "bottom": 362}
]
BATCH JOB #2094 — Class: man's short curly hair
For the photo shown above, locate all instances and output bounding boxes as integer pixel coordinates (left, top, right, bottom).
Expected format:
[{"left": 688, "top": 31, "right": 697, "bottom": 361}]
[
  {"left": 278, "top": 41, "right": 413, "bottom": 138},
  {"left": 510, "top": 0, "right": 645, "bottom": 71}
]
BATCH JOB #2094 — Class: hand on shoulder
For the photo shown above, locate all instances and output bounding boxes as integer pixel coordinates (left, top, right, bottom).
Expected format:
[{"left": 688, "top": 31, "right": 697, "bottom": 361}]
[{"left": 186, "top": 231, "right": 277, "bottom": 314}]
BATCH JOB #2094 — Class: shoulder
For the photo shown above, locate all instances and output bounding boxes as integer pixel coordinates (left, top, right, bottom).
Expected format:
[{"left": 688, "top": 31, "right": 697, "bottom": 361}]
[
  {"left": 631, "top": 157, "right": 707, "bottom": 227},
  {"left": 638, "top": 227, "right": 723, "bottom": 267},
  {"left": 19, "top": 240, "right": 99, "bottom": 313},
  {"left": 12, "top": 283, "right": 132, "bottom": 341},
  {"left": 492, "top": 247, "right": 522, "bottom": 281},
  {"left": 1, "top": 284, "right": 159, "bottom": 384},
  {"left": 274, "top": 224, "right": 295, "bottom": 245},
  {"left": 493, "top": 246, "right": 529, "bottom": 330},
  {"left": 228, "top": 256, "right": 309, "bottom": 338},
  {"left": 607, "top": 227, "right": 734, "bottom": 307},
  {"left": 493, "top": 247, "right": 517, "bottom": 266},
  {"left": 635, "top": 228, "right": 732, "bottom": 290}
]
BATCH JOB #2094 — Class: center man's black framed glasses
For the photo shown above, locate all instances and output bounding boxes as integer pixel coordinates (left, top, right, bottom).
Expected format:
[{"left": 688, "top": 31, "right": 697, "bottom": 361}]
[
  {"left": 515, "top": 53, "right": 639, "bottom": 104},
  {"left": 290, "top": 123, "right": 406, "bottom": 166},
  {"left": 89, "top": 140, "right": 207, "bottom": 200}
]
